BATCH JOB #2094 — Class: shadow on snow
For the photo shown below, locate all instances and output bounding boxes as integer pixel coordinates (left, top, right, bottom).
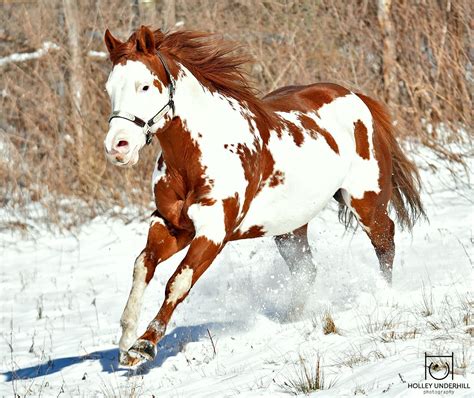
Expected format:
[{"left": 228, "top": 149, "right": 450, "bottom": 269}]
[{"left": 2, "top": 322, "right": 240, "bottom": 381}]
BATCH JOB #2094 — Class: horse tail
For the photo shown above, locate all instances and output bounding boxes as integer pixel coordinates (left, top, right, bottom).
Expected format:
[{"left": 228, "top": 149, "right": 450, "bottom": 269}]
[{"left": 356, "top": 93, "right": 427, "bottom": 230}]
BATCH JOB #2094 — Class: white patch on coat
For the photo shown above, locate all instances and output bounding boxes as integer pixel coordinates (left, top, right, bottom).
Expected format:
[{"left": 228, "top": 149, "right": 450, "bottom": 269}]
[
  {"left": 150, "top": 215, "right": 165, "bottom": 227},
  {"left": 172, "top": 67, "right": 258, "bottom": 207},
  {"left": 151, "top": 151, "right": 166, "bottom": 192},
  {"left": 119, "top": 252, "right": 148, "bottom": 351},
  {"left": 318, "top": 95, "right": 379, "bottom": 199},
  {"left": 166, "top": 266, "right": 193, "bottom": 305},
  {"left": 238, "top": 93, "right": 380, "bottom": 237},
  {"left": 187, "top": 202, "right": 226, "bottom": 244}
]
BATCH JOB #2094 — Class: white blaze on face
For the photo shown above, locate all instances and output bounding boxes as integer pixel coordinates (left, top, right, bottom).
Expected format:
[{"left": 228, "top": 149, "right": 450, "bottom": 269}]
[
  {"left": 167, "top": 266, "right": 193, "bottom": 305},
  {"left": 104, "top": 60, "right": 168, "bottom": 167}
]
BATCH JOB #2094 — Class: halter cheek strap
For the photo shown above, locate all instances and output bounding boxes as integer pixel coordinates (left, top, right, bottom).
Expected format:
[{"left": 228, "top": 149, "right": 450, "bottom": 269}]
[{"left": 108, "top": 51, "right": 176, "bottom": 145}]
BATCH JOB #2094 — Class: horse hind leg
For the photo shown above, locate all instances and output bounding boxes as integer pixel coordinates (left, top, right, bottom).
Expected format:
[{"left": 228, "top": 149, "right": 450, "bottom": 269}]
[
  {"left": 341, "top": 189, "right": 395, "bottom": 284},
  {"left": 274, "top": 224, "right": 317, "bottom": 317}
]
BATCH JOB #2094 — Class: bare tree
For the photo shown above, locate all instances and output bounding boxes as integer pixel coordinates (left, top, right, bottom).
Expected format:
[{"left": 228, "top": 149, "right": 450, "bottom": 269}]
[
  {"left": 163, "top": 0, "right": 176, "bottom": 31},
  {"left": 377, "top": 0, "right": 398, "bottom": 106},
  {"left": 63, "top": 0, "right": 84, "bottom": 175}
]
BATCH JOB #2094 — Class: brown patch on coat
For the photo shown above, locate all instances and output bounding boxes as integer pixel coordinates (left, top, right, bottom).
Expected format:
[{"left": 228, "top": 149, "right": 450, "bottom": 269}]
[
  {"left": 286, "top": 120, "right": 305, "bottom": 146},
  {"left": 223, "top": 194, "right": 240, "bottom": 238},
  {"left": 199, "top": 197, "right": 217, "bottom": 206},
  {"left": 264, "top": 83, "right": 350, "bottom": 114},
  {"left": 255, "top": 146, "right": 277, "bottom": 195},
  {"left": 298, "top": 114, "right": 339, "bottom": 154},
  {"left": 153, "top": 79, "right": 163, "bottom": 93},
  {"left": 235, "top": 140, "right": 262, "bottom": 218},
  {"left": 230, "top": 225, "right": 265, "bottom": 240},
  {"left": 269, "top": 170, "right": 285, "bottom": 187},
  {"left": 354, "top": 119, "right": 370, "bottom": 160},
  {"left": 143, "top": 210, "right": 193, "bottom": 283},
  {"left": 153, "top": 118, "right": 213, "bottom": 231}
]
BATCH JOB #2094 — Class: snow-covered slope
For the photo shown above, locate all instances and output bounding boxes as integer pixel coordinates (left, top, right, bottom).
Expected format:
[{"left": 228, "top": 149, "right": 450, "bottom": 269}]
[{"left": 1, "top": 150, "right": 473, "bottom": 397}]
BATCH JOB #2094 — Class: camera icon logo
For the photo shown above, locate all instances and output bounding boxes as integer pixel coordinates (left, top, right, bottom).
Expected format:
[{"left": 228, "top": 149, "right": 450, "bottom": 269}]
[{"left": 424, "top": 353, "right": 454, "bottom": 381}]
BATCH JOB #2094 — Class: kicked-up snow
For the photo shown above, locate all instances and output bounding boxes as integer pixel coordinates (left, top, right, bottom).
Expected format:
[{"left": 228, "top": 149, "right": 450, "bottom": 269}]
[{"left": 1, "top": 149, "right": 473, "bottom": 397}]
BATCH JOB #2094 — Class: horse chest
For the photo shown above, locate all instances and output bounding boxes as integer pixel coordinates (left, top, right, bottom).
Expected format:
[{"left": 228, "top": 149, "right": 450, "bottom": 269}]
[{"left": 153, "top": 175, "right": 194, "bottom": 231}]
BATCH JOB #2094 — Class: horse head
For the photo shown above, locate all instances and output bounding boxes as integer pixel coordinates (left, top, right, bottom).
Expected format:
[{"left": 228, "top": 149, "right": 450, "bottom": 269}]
[{"left": 103, "top": 26, "right": 173, "bottom": 167}]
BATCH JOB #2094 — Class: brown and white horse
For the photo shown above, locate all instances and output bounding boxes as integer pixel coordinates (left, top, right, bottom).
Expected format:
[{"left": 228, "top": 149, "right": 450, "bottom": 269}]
[{"left": 102, "top": 26, "right": 425, "bottom": 366}]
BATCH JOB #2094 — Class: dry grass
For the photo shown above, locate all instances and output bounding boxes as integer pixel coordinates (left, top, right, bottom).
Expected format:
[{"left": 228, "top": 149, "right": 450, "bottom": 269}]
[
  {"left": 361, "top": 310, "right": 401, "bottom": 335},
  {"left": 419, "top": 283, "right": 435, "bottom": 317},
  {"left": 322, "top": 310, "right": 339, "bottom": 335},
  {"left": 277, "top": 354, "right": 336, "bottom": 395},
  {"left": 333, "top": 345, "right": 385, "bottom": 369},
  {"left": 1, "top": 0, "right": 471, "bottom": 230}
]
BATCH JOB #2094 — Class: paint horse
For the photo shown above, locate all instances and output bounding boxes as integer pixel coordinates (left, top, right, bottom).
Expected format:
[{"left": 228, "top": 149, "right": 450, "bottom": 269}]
[{"left": 103, "top": 26, "right": 425, "bottom": 366}]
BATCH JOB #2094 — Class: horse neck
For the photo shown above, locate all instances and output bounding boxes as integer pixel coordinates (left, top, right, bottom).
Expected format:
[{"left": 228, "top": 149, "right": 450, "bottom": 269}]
[{"left": 172, "top": 65, "right": 263, "bottom": 143}]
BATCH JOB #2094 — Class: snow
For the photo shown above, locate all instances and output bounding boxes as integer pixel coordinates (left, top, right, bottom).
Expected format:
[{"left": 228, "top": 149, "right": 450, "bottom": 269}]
[
  {"left": 88, "top": 50, "right": 107, "bottom": 59},
  {"left": 1, "top": 150, "right": 473, "bottom": 397},
  {"left": 0, "top": 42, "right": 60, "bottom": 67},
  {"left": 0, "top": 43, "right": 107, "bottom": 67}
]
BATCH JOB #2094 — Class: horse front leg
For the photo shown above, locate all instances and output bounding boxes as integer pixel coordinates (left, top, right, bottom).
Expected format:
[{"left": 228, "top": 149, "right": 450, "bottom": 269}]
[
  {"left": 126, "top": 203, "right": 226, "bottom": 364},
  {"left": 119, "top": 211, "right": 192, "bottom": 366}
]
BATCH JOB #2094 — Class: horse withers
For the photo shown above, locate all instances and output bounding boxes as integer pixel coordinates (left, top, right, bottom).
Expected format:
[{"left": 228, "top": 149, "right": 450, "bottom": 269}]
[{"left": 102, "top": 26, "right": 425, "bottom": 366}]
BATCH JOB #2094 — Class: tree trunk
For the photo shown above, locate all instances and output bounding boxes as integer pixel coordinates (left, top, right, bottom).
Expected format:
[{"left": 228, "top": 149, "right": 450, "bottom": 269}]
[
  {"left": 163, "top": 0, "right": 176, "bottom": 31},
  {"left": 63, "top": 0, "right": 84, "bottom": 176},
  {"left": 377, "top": 0, "right": 398, "bottom": 106}
]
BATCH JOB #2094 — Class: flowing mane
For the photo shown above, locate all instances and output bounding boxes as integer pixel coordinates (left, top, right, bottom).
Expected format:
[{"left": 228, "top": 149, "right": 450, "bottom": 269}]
[{"left": 110, "top": 28, "right": 278, "bottom": 130}]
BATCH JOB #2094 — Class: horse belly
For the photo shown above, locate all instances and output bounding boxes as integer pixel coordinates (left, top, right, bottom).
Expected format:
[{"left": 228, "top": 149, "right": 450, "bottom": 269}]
[{"left": 238, "top": 134, "right": 351, "bottom": 237}]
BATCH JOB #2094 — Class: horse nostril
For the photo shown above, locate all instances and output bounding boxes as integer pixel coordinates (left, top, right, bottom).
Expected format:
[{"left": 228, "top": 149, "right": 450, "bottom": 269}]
[{"left": 117, "top": 140, "right": 129, "bottom": 148}]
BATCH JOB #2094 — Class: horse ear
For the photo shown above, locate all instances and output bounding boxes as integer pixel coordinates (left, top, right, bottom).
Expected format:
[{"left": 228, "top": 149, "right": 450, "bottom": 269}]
[
  {"left": 104, "top": 29, "right": 122, "bottom": 54},
  {"left": 136, "top": 25, "right": 156, "bottom": 54}
]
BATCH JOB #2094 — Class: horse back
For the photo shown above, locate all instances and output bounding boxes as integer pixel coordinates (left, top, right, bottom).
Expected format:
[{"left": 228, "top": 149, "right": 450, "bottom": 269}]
[{"left": 263, "top": 83, "right": 351, "bottom": 113}]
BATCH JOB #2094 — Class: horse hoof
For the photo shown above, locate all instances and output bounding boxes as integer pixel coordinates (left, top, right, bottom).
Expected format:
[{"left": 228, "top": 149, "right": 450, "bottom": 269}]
[
  {"left": 128, "top": 339, "right": 156, "bottom": 362},
  {"left": 119, "top": 350, "right": 142, "bottom": 367}
]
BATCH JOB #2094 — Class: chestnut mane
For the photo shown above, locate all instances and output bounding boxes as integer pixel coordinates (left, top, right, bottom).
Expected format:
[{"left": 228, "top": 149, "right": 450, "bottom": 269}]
[{"left": 110, "top": 29, "right": 278, "bottom": 130}]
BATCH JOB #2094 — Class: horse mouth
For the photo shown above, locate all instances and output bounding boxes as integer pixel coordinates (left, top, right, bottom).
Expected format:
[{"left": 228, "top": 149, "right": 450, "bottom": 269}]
[{"left": 109, "top": 150, "right": 139, "bottom": 168}]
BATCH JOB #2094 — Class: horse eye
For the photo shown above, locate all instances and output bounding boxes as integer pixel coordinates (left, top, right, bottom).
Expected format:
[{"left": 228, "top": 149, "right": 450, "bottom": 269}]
[{"left": 142, "top": 85, "right": 150, "bottom": 91}]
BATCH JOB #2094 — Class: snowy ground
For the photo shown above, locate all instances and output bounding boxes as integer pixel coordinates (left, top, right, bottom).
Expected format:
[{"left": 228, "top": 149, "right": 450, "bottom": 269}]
[{"left": 1, "top": 149, "right": 473, "bottom": 397}]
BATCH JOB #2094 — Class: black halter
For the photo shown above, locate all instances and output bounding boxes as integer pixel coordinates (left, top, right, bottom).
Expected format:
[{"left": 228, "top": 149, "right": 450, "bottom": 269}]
[{"left": 108, "top": 52, "right": 176, "bottom": 145}]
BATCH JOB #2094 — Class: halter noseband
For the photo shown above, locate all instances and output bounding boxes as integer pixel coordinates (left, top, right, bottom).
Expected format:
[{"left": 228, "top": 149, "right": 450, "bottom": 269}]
[{"left": 108, "top": 52, "right": 176, "bottom": 145}]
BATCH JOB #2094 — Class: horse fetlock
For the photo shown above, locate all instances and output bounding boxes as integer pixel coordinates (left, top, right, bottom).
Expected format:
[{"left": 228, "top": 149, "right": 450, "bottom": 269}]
[{"left": 119, "top": 329, "right": 137, "bottom": 352}]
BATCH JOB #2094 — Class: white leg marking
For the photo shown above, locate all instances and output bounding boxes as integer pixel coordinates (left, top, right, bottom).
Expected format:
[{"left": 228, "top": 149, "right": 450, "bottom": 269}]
[
  {"left": 166, "top": 266, "right": 193, "bottom": 305},
  {"left": 119, "top": 252, "right": 148, "bottom": 351}
]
